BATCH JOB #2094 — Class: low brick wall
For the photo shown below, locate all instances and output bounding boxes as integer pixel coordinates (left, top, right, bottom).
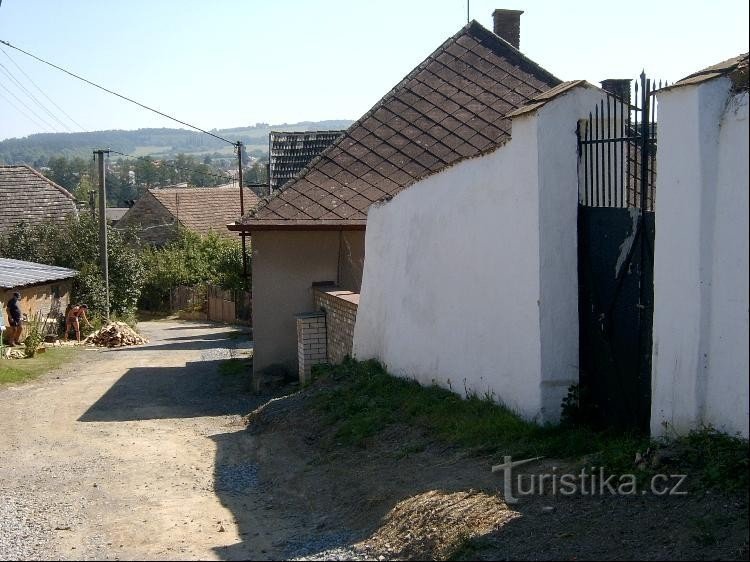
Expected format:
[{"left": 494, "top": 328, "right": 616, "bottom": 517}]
[
  {"left": 313, "top": 287, "right": 359, "bottom": 365},
  {"left": 295, "top": 312, "right": 327, "bottom": 383}
]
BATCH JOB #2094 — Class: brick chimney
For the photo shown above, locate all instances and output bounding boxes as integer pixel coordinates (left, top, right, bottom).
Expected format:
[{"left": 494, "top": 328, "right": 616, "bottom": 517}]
[
  {"left": 600, "top": 79, "right": 633, "bottom": 106},
  {"left": 492, "top": 9, "right": 524, "bottom": 49}
]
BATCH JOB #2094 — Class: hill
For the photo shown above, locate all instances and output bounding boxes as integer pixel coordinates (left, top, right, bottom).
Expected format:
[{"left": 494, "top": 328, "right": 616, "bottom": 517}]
[{"left": 0, "top": 120, "right": 353, "bottom": 166}]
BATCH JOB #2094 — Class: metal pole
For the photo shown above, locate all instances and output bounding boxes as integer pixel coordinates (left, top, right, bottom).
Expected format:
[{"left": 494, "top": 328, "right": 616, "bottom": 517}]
[
  {"left": 237, "top": 141, "right": 248, "bottom": 279},
  {"left": 95, "top": 149, "right": 110, "bottom": 322}
]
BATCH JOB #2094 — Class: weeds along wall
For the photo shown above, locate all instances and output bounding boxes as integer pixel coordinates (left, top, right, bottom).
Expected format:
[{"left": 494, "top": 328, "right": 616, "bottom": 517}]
[{"left": 353, "top": 85, "right": 609, "bottom": 423}]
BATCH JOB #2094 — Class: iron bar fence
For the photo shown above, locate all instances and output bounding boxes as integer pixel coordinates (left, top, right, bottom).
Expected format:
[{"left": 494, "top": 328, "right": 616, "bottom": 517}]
[{"left": 578, "top": 73, "right": 665, "bottom": 210}]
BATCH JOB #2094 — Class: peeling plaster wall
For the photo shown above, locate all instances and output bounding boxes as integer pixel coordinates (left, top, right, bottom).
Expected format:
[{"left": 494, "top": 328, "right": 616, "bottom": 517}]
[
  {"left": 353, "top": 86, "right": 608, "bottom": 423},
  {"left": 651, "top": 79, "right": 749, "bottom": 437}
]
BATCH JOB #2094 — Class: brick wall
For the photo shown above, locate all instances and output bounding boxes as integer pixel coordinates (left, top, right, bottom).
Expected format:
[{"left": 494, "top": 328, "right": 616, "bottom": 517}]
[
  {"left": 295, "top": 312, "right": 327, "bottom": 383},
  {"left": 313, "top": 287, "right": 359, "bottom": 365}
]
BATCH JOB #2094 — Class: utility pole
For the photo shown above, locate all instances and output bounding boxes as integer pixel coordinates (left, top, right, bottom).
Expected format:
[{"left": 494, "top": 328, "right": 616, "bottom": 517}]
[
  {"left": 94, "top": 149, "right": 110, "bottom": 322},
  {"left": 237, "top": 141, "right": 248, "bottom": 279}
]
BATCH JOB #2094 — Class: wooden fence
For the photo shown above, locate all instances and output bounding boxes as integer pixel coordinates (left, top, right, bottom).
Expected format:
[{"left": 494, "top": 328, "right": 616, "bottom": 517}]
[{"left": 170, "top": 285, "right": 251, "bottom": 325}]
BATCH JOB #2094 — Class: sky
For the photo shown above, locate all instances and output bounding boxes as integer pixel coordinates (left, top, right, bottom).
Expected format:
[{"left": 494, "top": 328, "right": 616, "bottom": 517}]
[{"left": 0, "top": 0, "right": 748, "bottom": 142}]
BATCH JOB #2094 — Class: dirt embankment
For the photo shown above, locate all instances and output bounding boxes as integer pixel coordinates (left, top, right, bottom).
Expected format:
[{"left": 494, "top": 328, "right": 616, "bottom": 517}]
[{"left": 237, "top": 385, "right": 750, "bottom": 561}]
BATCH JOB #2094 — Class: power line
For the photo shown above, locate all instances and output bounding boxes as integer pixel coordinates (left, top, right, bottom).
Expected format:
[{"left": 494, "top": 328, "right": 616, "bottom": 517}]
[
  {"left": 0, "top": 45, "right": 87, "bottom": 131},
  {"left": 0, "top": 60, "right": 74, "bottom": 132},
  {"left": 0, "top": 38, "right": 236, "bottom": 146},
  {"left": 0, "top": 88, "right": 55, "bottom": 132},
  {"left": 0, "top": 79, "right": 60, "bottom": 132}
]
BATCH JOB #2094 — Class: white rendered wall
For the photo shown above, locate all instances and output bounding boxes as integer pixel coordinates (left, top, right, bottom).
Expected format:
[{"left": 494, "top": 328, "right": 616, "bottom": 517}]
[
  {"left": 353, "top": 86, "right": 607, "bottom": 423},
  {"left": 651, "top": 79, "right": 749, "bottom": 437}
]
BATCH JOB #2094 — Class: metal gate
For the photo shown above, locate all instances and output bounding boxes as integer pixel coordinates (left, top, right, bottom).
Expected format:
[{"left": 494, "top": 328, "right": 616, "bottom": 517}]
[{"left": 576, "top": 73, "right": 662, "bottom": 431}]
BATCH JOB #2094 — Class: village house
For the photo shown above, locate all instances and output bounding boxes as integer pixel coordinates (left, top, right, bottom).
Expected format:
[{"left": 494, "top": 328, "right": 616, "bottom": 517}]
[
  {"left": 230, "top": 10, "right": 562, "bottom": 376},
  {"left": 117, "top": 183, "right": 259, "bottom": 246},
  {"left": 0, "top": 164, "right": 78, "bottom": 235},
  {"left": 1, "top": 257, "right": 79, "bottom": 341}
]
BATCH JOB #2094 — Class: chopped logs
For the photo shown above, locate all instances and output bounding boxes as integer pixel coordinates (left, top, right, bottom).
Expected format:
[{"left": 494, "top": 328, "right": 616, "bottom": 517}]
[{"left": 84, "top": 322, "right": 148, "bottom": 347}]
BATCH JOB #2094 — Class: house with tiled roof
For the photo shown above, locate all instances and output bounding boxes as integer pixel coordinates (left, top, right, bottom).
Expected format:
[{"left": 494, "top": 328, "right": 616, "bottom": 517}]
[
  {"left": 229, "top": 10, "right": 563, "bottom": 375},
  {"left": 0, "top": 164, "right": 78, "bottom": 235},
  {"left": 269, "top": 130, "right": 345, "bottom": 194},
  {"left": 117, "top": 183, "right": 259, "bottom": 246}
]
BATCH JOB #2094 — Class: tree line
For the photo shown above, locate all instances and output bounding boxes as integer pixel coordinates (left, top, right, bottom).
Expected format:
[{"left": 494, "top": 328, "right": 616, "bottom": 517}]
[
  {"left": 43, "top": 154, "right": 268, "bottom": 207},
  {"left": 0, "top": 215, "right": 247, "bottom": 323}
]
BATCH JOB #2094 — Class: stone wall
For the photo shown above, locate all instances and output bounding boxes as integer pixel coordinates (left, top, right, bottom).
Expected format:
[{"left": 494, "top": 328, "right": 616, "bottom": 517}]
[{"left": 313, "top": 287, "right": 359, "bottom": 365}]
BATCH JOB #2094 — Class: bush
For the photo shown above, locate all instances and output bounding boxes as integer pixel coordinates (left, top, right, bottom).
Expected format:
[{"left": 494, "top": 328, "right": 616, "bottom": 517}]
[
  {"left": 139, "top": 229, "right": 246, "bottom": 310},
  {"left": 0, "top": 214, "right": 144, "bottom": 317}
]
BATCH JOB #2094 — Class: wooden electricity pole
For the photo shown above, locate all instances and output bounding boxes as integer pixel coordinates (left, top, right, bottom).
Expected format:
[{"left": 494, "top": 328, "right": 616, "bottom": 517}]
[{"left": 94, "top": 149, "right": 110, "bottom": 322}]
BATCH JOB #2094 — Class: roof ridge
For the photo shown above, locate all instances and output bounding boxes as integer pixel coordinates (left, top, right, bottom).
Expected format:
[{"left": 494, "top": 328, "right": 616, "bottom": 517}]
[
  {"left": 246, "top": 21, "right": 485, "bottom": 218},
  {"left": 270, "top": 129, "right": 346, "bottom": 134},
  {"left": 246, "top": 20, "right": 561, "bottom": 221},
  {"left": 15, "top": 164, "right": 77, "bottom": 201}
]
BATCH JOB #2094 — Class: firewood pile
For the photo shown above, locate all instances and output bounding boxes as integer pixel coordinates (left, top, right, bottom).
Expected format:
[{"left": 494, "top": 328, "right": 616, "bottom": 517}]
[
  {"left": 2, "top": 348, "right": 27, "bottom": 359},
  {"left": 84, "top": 322, "right": 148, "bottom": 348}
]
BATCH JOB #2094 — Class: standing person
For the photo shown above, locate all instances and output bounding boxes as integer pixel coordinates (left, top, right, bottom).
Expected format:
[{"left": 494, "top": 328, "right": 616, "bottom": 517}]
[
  {"left": 64, "top": 304, "right": 93, "bottom": 343},
  {"left": 5, "top": 291, "right": 23, "bottom": 346}
]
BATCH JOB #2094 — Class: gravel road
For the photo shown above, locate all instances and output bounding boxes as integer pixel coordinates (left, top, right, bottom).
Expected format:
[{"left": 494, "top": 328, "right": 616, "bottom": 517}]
[{"left": 0, "top": 320, "right": 324, "bottom": 561}]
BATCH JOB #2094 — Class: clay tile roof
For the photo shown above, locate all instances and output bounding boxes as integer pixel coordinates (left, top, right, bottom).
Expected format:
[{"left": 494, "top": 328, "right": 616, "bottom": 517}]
[
  {"left": 0, "top": 164, "right": 78, "bottom": 234},
  {"left": 664, "top": 53, "right": 749, "bottom": 91},
  {"left": 149, "top": 184, "right": 260, "bottom": 237},
  {"left": 239, "top": 20, "right": 560, "bottom": 229},
  {"left": 269, "top": 130, "right": 345, "bottom": 193}
]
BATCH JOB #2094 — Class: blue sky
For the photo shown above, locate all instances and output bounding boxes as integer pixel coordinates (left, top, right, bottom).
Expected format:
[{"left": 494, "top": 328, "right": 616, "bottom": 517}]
[{"left": 0, "top": 0, "right": 748, "bottom": 141}]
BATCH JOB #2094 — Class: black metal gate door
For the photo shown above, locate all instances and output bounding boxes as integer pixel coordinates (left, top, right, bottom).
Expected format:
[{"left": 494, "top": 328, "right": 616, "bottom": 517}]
[{"left": 577, "top": 74, "right": 661, "bottom": 431}]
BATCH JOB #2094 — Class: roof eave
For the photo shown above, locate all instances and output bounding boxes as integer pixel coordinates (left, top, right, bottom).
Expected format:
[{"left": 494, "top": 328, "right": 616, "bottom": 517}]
[{"left": 228, "top": 221, "right": 367, "bottom": 232}]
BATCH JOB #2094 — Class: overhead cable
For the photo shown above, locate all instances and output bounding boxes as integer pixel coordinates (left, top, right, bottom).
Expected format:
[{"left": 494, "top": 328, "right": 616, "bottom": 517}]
[
  {"left": 0, "top": 38, "right": 236, "bottom": 146},
  {"left": 0, "top": 61, "right": 74, "bottom": 132},
  {"left": 0, "top": 88, "right": 55, "bottom": 132},
  {"left": 0, "top": 79, "right": 59, "bottom": 132},
  {"left": 0, "top": 45, "right": 87, "bottom": 131}
]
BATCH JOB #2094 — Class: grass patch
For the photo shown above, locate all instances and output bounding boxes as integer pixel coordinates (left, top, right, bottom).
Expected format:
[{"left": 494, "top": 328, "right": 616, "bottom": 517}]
[
  {"left": 0, "top": 347, "right": 81, "bottom": 386},
  {"left": 218, "top": 358, "right": 251, "bottom": 377},
  {"left": 312, "top": 359, "right": 749, "bottom": 491}
]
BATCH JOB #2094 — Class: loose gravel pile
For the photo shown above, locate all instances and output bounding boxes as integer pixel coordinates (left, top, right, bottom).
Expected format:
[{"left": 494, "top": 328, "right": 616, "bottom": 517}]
[{"left": 84, "top": 322, "right": 148, "bottom": 347}]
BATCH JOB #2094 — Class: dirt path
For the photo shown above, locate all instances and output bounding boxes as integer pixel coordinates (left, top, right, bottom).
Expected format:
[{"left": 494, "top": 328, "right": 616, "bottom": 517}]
[
  {"left": 0, "top": 320, "right": 290, "bottom": 561},
  {"left": 2, "top": 320, "right": 747, "bottom": 561}
]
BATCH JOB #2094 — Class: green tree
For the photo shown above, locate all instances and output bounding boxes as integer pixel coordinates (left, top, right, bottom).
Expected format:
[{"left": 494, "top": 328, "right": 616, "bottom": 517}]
[
  {"left": 139, "top": 230, "right": 246, "bottom": 310},
  {"left": 0, "top": 214, "right": 144, "bottom": 317}
]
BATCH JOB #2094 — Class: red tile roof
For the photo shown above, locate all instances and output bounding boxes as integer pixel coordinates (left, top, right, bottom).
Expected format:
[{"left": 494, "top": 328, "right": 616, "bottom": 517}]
[
  {"left": 149, "top": 184, "right": 259, "bottom": 237},
  {"left": 238, "top": 21, "right": 560, "bottom": 230}
]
